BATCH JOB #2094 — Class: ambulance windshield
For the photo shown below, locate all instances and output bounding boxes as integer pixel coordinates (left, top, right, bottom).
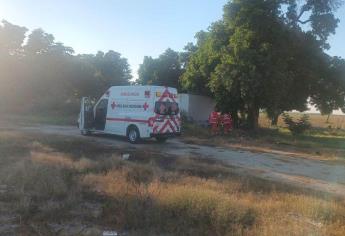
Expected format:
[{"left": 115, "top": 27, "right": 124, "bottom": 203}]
[{"left": 154, "top": 101, "right": 179, "bottom": 115}]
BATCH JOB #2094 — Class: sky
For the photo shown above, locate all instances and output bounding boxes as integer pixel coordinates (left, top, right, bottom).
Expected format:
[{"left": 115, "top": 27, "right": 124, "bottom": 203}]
[
  {"left": 0, "top": 0, "right": 227, "bottom": 79},
  {"left": 0, "top": 0, "right": 344, "bottom": 81}
]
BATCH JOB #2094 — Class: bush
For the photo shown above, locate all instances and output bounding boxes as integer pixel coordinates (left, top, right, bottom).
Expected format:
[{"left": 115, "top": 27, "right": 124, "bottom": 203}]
[
  {"left": 282, "top": 113, "right": 311, "bottom": 135},
  {"left": 1, "top": 159, "right": 78, "bottom": 221}
]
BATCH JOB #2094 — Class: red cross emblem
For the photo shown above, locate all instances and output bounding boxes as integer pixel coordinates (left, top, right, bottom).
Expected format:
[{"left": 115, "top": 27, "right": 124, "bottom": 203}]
[
  {"left": 143, "top": 102, "right": 149, "bottom": 111},
  {"left": 111, "top": 101, "right": 116, "bottom": 110}
]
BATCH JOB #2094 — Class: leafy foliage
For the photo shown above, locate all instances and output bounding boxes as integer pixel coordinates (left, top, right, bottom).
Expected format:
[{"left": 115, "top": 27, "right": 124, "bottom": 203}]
[
  {"left": 181, "top": 0, "right": 344, "bottom": 129},
  {"left": 310, "top": 56, "right": 345, "bottom": 116},
  {"left": 282, "top": 113, "right": 312, "bottom": 135},
  {"left": 0, "top": 20, "right": 131, "bottom": 114},
  {"left": 137, "top": 48, "right": 182, "bottom": 89}
]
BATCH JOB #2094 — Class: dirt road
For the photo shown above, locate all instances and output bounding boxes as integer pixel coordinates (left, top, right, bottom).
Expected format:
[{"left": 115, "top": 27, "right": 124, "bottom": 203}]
[{"left": 5, "top": 123, "right": 345, "bottom": 197}]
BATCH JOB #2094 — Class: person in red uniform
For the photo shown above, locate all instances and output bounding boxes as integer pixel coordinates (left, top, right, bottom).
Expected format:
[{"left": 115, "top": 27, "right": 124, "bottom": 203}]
[
  {"left": 209, "top": 108, "right": 220, "bottom": 135},
  {"left": 222, "top": 113, "right": 233, "bottom": 134}
]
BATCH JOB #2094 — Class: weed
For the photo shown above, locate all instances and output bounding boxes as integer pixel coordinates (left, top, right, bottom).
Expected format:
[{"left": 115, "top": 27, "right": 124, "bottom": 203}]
[
  {"left": 0, "top": 131, "right": 345, "bottom": 235},
  {"left": 282, "top": 113, "right": 311, "bottom": 135}
]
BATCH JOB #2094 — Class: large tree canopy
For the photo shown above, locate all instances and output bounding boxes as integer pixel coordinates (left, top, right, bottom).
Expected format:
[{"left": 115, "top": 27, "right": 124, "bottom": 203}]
[
  {"left": 0, "top": 20, "right": 131, "bottom": 114},
  {"left": 181, "top": 0, "right": 344, "bottom": 129}
]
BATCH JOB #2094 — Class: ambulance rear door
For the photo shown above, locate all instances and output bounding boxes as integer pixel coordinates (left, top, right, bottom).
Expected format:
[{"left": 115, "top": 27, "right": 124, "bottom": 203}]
[{"left": 79, "top": 97, "right": 94, "bottom": 131}]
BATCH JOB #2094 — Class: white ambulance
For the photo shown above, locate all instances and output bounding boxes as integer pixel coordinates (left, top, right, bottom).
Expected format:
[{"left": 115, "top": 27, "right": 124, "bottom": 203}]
[{"left": 79, "top": 86, "right": 181, "bottom": 143}]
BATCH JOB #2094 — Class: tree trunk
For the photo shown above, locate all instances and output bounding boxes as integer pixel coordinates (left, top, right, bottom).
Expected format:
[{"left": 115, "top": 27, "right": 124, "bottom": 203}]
[
  {"left": 239, "top": 110, "right": 246, "bottom": 128},
  {"left": 247, "top": 106, "right": 259, "bottom": 129},
  {"left": 326, "top": 113, "right": 331, "bottom": 123},
  {"left": 271, "top": 113, "right": 280, "bottom": 126},
  {"left": 230, "top": 110, "right": 239, "bottom": 129}
]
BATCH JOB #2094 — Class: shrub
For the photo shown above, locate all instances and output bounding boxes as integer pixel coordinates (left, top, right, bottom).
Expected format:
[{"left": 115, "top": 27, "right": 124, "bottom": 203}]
[
  {"left": 1, "top": 159, "right": 79, "bottom": 221},
  {"left": 282, "top": 113, "right": 311, "bottom": 135}
]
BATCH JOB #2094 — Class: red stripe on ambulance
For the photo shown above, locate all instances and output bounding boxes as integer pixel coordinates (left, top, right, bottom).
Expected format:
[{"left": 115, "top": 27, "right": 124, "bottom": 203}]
[
  {"left": 168, "top": 120, "right": 176, "bottom": 132},
  {"left": 158, "top": 120, "right": 170, "bottom": 133},
  {"left": 106, "top": 118, "right": 149, "bottom": 123},
  {"left": 170, "top": 116, "right": 179, "bottom": 128}
]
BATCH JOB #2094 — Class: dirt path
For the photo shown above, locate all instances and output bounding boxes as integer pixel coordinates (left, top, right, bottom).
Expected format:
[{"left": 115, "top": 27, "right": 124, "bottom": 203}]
[{"left": 4, "top": 123, "right": 345, "bottom": 197}]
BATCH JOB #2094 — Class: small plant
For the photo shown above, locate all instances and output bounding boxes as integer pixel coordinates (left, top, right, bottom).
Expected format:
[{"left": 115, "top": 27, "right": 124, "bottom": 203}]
[{"left": 282, "top": 113, "right": 311, "bottom": 135}]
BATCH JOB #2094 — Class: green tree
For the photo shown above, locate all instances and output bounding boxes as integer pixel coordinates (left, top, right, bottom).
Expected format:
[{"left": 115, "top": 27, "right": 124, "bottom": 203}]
[
  {"left": 24, "top": 29, "right": 55, "bottom": 55},
  {"left": 0, "top": 20, "right": 27, "bottom": 55},
  {"left": 180, "top": 29, "right": 222, "bottom": 97},
  {"left": 179, "top": 42, "right": 198, "bottom": 70},
  {"left": 138, "top": 48, "right": 182, "bottom": 89},
  {"left": 285, "top": 0, "right": 341, "bottom": 49},
  {"left": 182, "top": 0, "right": 343, "bottom": 129},
  {"left": 96, "top": 50, "right": 131, "bottom": 87},
  {"left": 0, "top": 20, "right": 132, "bottom": 114},
  {"left": 0, "top": 20, "right": 27, "bottom": 112},
  {"left": 310, "top": 56, "right": 345, "bottom": 121},
  {"left": 137, "top": 56, "right": 157, "bottom": 85}
]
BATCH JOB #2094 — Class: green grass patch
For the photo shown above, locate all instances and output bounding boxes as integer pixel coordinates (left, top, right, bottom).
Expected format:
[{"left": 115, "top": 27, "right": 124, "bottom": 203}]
[{"left": 254, "top": 128, "right": 345, "bottom": 150}]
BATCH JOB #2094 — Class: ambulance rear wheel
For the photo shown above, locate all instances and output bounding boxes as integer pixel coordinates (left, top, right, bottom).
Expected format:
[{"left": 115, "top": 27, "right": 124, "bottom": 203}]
[
  {"left": 127, "top": 126, "right": 140, "bottom": 144},
  {"left": 156, "top": 137, "right": 167, "bottom": 143},
  {"left": 81, "top": 130, "right": 91, "bottom": 136}
]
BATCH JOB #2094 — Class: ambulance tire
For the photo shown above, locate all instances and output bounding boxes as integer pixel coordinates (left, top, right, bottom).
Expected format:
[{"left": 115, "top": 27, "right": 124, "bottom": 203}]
[
  {"left": 81, "top": 130, "right": 91, "bottom": 136},
  {"left": 155, "top": 137, "right": 167, "bottom": 143},
  {"left": 127, "top": 125, "right": 140, "bottom": 144}
]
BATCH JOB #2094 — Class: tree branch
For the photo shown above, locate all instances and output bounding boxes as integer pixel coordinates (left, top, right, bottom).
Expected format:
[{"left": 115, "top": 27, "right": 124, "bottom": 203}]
[
  {"left": 296, "top": 4, "right": 312, "bottom": 23},
  {"left": 298, "top": 19, "right": 312, "bottom": 24},
  {"left": 297, "top": 8, "right": 307, "bottom": 21}
]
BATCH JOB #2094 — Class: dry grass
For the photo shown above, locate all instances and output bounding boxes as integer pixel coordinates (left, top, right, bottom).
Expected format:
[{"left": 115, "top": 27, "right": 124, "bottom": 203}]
[
  {"left": 0, "top": 113, "right": 77, "bottom": 126},
  {"left": 82, "top": 159, "right": 345, "bottom": 236},
  {"left": 0, "top": 131, "right": 345, "bottom": 235},
  {"left": 183, "top": 113, "right": 345, "bottom": 161},
  {"left": 259, "top": 113, "right": 345, "bottom": 129}
]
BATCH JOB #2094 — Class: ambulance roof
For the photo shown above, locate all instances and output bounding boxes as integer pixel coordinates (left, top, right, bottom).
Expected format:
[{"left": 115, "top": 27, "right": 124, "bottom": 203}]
[{"left": 108, "top": 85, "right": 177, "bottom": 91}]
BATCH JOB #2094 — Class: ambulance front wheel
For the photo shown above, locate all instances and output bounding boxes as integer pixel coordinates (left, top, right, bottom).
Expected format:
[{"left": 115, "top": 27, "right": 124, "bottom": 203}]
[
  {"left": 81, "top": 130, "right": 91, "bottom": 136},
  {"left": 127, "top": 126, "right": 140, "bottom": 144}
]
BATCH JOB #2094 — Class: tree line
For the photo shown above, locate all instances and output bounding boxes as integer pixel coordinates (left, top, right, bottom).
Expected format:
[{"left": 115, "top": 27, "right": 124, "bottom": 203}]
[
  {"left": 1, "top": 0, "right": 345, "bottom": 129},
  {"left": 0, "top": 20, "right": 131, "bottom": 114},
  {"left": 138, "top": 0, "right": 345, "bottom": 129}
]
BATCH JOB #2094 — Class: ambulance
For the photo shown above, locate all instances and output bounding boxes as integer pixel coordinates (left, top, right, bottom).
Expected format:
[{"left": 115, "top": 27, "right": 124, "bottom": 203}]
[{"left": 78, "top": 86, "right": 181, "bottom": 143}]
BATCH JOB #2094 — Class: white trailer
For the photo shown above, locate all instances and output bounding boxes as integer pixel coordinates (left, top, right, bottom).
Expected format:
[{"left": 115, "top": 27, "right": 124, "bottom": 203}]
[
  {"left": 178, "top": 93, "right": 216, "bottom": 125},
  {"left": 79, "top": 86, "right": 181, "bottom": 143}
]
